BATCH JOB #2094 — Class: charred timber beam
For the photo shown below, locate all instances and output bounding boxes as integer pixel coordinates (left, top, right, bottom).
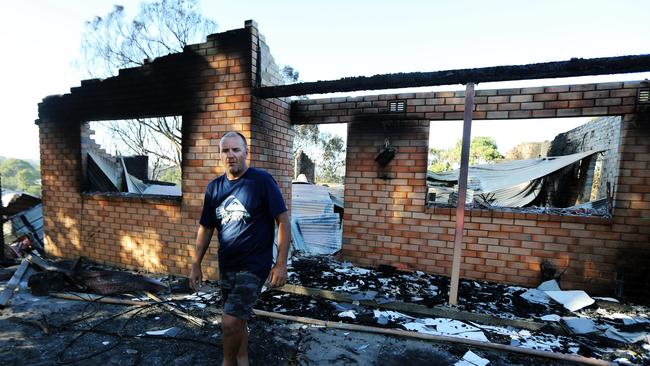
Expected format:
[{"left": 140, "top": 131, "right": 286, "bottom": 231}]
[{"left": 255, "top": 54, "right": 650, "bottom": 98}]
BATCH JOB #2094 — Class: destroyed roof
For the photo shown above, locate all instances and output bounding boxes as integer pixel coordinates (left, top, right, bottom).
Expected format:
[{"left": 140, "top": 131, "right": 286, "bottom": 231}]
[
  {"left": 86, "top": 150, "right": 181, "bottom": 196},
  {"left": 1, "top": 191, "right": 42, "bottom": 218},
  {"left": 427, "top": 150, "right": 602, "bottom": 207}
]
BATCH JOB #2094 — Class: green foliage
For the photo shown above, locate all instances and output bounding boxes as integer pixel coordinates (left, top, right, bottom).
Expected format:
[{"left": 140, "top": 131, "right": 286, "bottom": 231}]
[
  {"left": 157, "top": 166, "right": 182, "bottom": 185},
  {"left": 428, "top": 136, "right": 504, "bottom": 172},
  {"left": 318, "top": 132, "right": 345, "bottom": 183},
  {"left": 0, "top": 158, "right": 41, "bottom": 196},
  {"left": 293, "top": 125, "right": 346, "bottom": 184}
]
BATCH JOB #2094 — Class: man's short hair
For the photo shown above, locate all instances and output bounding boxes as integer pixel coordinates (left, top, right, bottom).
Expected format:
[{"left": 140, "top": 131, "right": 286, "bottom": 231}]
[{"left": 220, "top": 131, "right": 248, "bottom": 151}]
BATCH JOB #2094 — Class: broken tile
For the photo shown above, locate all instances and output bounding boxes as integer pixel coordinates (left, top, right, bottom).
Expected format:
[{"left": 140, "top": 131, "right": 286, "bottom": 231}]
[
  {"left": 545, "top": 290, "right": 594, "bottom": 312},
  {"left": 562, "top": 317, "right": 598, "bottom": 334},
  {"left": 455, "top": 350, "right": 490, "bottom": 366}
]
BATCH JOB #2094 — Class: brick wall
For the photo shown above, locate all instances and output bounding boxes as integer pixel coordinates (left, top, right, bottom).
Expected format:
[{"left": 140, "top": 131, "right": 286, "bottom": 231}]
[
  {"left": 545, "top": 116, "right": 621, "bottom": 206},
  {"left": 301, "top": 82, "right": 649, "bottom": 298},
  {"left": 249, "top": 23, "right": 294, "bottom": 204},
  {"left": 292, "top": 82, "right": 639, "bottom": 124},
  {"left": 37, "top": 22, "right": 292, "bottom": 279}
]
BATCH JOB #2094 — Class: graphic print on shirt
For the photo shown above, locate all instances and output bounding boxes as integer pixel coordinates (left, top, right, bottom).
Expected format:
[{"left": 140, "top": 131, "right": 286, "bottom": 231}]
[{"left": 216, "top": 195, "right": 251, "bottom": 224}]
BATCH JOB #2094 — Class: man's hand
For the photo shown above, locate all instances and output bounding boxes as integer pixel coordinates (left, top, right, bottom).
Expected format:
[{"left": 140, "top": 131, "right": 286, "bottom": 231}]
[
  {"left": 268, "top": 263, "right": 288, "bottom": 288},
  {"left": 189, "top": 262, "right": 203, "bottom": 292}
]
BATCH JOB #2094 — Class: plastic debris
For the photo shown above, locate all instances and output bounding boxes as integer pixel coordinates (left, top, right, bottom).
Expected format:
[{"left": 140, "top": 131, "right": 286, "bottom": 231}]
[{"left": 455, "top": 350, "right": 490, "bottom": 366}]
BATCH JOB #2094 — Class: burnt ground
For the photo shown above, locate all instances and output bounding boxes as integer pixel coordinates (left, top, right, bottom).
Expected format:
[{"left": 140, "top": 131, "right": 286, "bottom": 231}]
[
  {"left": 0, "top": 289, "right": 574, "bottom": 366},
  {"left": 1, "top": 255, "right": 648, "bottom": 365}
]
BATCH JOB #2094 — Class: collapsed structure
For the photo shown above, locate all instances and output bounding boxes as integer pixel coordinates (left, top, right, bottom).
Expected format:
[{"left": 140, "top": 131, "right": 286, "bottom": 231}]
[{"left": 36, "top": 21, "right": 650, "bottom": 301}]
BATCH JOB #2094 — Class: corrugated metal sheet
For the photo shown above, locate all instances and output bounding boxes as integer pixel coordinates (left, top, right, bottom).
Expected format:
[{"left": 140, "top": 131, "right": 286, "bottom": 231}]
[
  {"left": 291, "top": 183, "right": 342, "bottom": 255},
  {"left": 2, "top": 204, "right": 43, "bottom": 245},
  {"left": 427, "top": 150, "right": 601, "bottom": 207},
  {"left": 292, "top": 183, "right": 334, "bottom": 215},
  {"left": 87, "top": 150, "right": 121, "bottom": 191}
]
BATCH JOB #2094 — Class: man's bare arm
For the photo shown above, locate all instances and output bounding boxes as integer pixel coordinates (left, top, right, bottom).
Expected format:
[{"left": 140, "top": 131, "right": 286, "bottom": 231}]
[
  {"left": 189, "top": 224, "right": 215, "bottom": 291},
  {"left": 268, "top": 211, "right": 291, "bottom": 287}
]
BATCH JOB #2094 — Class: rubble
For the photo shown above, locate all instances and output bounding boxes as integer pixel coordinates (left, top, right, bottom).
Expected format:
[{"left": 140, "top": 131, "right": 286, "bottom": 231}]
[{"left": 1, "top": 253, "right": 649, "bottom": 365}]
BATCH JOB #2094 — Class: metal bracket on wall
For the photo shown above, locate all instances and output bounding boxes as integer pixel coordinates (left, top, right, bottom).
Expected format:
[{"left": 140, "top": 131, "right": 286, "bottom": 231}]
[{"left": 375, "top": 138, "right": 396, "bottom": 166}]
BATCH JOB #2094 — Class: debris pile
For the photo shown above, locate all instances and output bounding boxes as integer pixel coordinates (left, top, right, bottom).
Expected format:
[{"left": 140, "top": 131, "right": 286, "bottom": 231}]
[{"left": 254, "top": 255, "right": 650, "bottom": 365}]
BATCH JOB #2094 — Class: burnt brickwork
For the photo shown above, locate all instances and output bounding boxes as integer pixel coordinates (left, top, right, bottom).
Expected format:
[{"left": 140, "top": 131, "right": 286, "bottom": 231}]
[
  {"left": 297, "top": 82, "right": 649, "bottom": 297},
  {"left": 37, "top": 21, "right": 291, "bottom": 279},
  {"left": 37, "top": 20, "right": 649, "bottom": 298}
]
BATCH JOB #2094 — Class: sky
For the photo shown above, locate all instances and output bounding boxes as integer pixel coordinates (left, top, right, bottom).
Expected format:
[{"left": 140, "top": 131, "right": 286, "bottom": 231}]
[{"left": 1, "top": 0, "right": 649, "bottom": 161}]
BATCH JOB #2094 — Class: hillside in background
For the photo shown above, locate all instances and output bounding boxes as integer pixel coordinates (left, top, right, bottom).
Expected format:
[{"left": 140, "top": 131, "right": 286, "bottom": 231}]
[{"left": 0, "top": 156, "right": 41, "bottom": 197}]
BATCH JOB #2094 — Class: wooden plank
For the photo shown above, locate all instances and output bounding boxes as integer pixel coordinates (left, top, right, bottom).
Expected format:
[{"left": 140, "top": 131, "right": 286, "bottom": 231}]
[
  {"left": 275, "top": 284, "right": 565, "bottom": 335},
  {"left": 0, "top": 259, "right": 29, "bottom": 308},
  {"left": 449, "top": 82, "right": 474, "bottom": 306}
]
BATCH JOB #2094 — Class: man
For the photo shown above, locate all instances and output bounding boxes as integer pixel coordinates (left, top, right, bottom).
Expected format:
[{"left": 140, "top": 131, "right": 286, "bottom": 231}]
[{"left": 189, "top": 131, "right": 290, "bottom": 366}]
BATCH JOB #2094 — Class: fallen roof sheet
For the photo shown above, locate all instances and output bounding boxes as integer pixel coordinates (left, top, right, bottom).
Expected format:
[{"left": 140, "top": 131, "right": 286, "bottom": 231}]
[
  {"left": 291, "top": 183, "right": 342, "bottom": 255},
  {"left": 427, "top": 150, "right": 602, "bottom": 207},
  {"left": 428, "top": 150, "right": 601, "bottom": 192}
]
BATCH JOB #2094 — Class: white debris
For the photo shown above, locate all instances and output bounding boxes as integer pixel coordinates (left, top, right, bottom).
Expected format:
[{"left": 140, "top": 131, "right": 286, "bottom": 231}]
[
  {"left": 357, "top": 344, "right": 369, "bottom": 351},
  {"left": 415, "top": 318, "right": 489, "bottom": 342},
  {"left": 102, "top": 341, "right": 110, "bottom": 346},
  {"left": 144, "top": 327, "right": 181, "bottom": 337},
  {"left": 592, "top": 296, "right": 619, "bottom": 302},
  {"left": 545, "top": 290, "right": 595, "bottom": 312},
  {"left": 603, "top": 327, "right": 649, "bottom": 344},
  {"left": 374, "top": 310, "right": 413, "bottom": 321},
  {"left": 334, "top": 267, "right": 372, "bottom": 275},
  {"left": 520, "top": 288, "right": 551, "bottom": 304},
  {"left": 613, "top": 358, "right": 635, "bottom": 365},
  {"left": 540, "top": 314, "right": 561, "bottom": 322},
  {"left": 562, "top": 317, "right": 599, "bottom": 334},
  {"left": 333, "top": 284, "right": 359, "bottom": 292},
  {"left": 513, "top": 334, "right": 564, "bottom": 352},
  {"left": 455, "top": 350, "right": 490, "bottom": 366},
  {"left": 338, "top": 310, "right": 356, "bottom": 319},
  {"left": 623, "top": 316, "right": 650, "bottom": 326},
  {"left": 469, "top": 323, "right": 519, "bottom": 337},
  {"left": 537, "top": 279, "right": 561, "bottom": 291},
  {"left": 402, "top": 322, "right": 438, "bottom": 335}
]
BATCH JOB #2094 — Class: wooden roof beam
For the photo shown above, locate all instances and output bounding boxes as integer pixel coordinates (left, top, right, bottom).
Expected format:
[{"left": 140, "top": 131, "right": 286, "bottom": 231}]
[{"left": 255, "top": 54, "right": 650, "bottom": 98}]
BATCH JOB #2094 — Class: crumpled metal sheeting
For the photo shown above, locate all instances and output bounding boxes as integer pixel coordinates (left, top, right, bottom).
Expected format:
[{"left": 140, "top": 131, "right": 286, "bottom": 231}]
[{"left": 75, "top": 270, "right": 167, "bottom": 295}]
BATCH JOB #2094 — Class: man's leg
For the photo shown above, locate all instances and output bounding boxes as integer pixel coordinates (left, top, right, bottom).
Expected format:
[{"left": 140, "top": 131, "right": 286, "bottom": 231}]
[
  {"left": 222, "top": 314, "right": 248, "bottom": 366},
  {"left": 220, "top": 271, "right": 262, "bottom": 366}
]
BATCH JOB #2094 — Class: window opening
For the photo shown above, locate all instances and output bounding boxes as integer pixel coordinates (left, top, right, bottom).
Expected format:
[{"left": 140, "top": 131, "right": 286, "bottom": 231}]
[
  {"left": 82, "top": 117, "right": 182, "bottom": 196},
  {"left": 427, "top": 116, "right": 620, "bottom": 217},
  {"left": 290, "top": 123, "right": 346, "bottom": 256}
]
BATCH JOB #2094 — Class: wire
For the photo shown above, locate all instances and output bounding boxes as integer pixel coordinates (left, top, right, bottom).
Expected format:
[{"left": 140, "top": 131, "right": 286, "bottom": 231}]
[{"left": 51, "top": 293, "right": 219, "bottom": 364}]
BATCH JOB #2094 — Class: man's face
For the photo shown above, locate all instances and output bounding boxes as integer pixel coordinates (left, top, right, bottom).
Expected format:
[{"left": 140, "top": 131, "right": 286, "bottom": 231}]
[{"left": 219, "top": 135, "right": 248, "bottom": 179}]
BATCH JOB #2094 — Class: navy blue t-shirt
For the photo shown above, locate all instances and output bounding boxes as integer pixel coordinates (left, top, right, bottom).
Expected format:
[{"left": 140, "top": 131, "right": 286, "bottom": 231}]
[{"left": 199, "top": 168, "right": 287, "bottom": 280}]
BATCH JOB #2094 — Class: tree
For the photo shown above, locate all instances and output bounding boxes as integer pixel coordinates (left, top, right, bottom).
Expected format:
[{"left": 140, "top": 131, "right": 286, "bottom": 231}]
[
  {"left": 0, "top": 158, "right": 41, "bottom": 196},
  {"left": 282, "top": 68, "right": 346, "bottom": 183},
  {"left": 79, "top": 0, "right": 217, "bottom": 181},
  {"left": 80, "top": 0, "right": 217, "bottom": 77},
  {"left": 318, "top": 132, "right": 345, "bottom": 183},
  {"left": 428, "top": 136, "right": 504, "bottom": 172}
]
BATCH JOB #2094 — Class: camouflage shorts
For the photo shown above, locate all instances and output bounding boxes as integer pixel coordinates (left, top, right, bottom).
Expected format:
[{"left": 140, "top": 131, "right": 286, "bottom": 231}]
[{"left": 219, "top": 271, "right": 263, "bottom": 320}]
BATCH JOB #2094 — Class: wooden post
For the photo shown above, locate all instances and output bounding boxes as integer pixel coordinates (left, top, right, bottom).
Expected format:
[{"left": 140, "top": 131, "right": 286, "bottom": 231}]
[{"left": 448, "top": 83, "right": 475, "bottom": 305}]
